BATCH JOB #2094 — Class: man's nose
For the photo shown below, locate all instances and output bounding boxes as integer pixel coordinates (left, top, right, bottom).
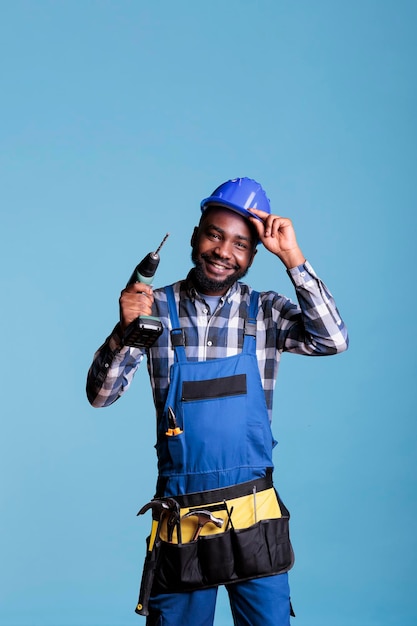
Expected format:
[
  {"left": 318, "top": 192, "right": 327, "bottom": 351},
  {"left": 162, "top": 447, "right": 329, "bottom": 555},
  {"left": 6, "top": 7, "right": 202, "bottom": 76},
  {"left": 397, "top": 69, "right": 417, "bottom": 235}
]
[{"left": 213, "top": 241, "right": 232, "bottom": 258}]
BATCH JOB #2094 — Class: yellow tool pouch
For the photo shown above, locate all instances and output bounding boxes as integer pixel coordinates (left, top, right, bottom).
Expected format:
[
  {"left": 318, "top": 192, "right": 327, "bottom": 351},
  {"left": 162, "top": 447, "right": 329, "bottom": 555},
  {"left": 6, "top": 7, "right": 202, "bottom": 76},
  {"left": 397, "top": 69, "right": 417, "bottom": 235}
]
[{"left": 146, "top": 474, "right": 294, "bottom": 594}]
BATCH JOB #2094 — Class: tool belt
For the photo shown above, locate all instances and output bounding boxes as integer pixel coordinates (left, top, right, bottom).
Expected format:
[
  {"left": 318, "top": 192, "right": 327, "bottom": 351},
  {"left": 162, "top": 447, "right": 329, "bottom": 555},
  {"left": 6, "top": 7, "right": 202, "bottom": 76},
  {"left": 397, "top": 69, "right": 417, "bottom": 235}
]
[{"left": 138, "top": 474, "right": 295, "bottom": 601}]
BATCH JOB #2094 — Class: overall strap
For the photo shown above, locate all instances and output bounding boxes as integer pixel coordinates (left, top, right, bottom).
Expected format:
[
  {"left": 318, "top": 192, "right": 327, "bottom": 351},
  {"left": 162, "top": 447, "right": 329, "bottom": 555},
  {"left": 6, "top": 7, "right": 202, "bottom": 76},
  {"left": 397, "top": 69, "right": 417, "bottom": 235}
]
[
  {"left": 165, "top": 285, "right": 187, "bottom": 362},
  {"left": 165, "top": 285, "right": 259, "bottom": 358},
  {"left": 242, "top": 290, "right": 259, "bottom": 355}
]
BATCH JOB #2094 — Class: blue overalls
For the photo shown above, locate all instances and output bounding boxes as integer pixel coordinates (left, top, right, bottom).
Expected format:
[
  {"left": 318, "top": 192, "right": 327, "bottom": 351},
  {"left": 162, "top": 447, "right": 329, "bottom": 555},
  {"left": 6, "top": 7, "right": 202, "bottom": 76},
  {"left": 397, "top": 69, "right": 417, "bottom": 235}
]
[{"left": 147, "top": 286, "right": 292, "bottom": 626}]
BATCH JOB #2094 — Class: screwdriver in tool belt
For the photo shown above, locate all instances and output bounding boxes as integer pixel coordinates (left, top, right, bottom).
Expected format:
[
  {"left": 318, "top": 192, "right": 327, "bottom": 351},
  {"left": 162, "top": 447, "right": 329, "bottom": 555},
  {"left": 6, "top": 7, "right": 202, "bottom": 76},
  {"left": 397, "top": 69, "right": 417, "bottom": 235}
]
[{"left": 165, "top": 407, "right": 183, "bottom": 436}]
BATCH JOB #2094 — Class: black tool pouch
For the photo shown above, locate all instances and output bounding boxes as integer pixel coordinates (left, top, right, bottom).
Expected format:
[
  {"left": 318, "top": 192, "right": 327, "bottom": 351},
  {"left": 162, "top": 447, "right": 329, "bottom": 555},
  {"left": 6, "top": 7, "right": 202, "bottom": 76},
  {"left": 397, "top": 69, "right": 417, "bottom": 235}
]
[{"left": 153, "top": 515, "right": 294, "bottom": 593}]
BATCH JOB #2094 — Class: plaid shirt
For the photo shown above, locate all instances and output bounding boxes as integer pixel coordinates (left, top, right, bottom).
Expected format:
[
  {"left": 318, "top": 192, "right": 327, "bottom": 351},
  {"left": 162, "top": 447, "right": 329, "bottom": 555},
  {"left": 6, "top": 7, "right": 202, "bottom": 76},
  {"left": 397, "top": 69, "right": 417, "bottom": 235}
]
[{"left": 87, "top": 261, "right": 348, "bottom": 422}]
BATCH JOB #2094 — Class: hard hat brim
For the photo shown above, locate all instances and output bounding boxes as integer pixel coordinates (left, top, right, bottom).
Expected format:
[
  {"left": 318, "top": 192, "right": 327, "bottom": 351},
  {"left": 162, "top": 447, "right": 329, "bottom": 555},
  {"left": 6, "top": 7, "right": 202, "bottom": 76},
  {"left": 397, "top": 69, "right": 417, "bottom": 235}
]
[{"left": 200, "top": 198, "right": 264, "bottom": 223}]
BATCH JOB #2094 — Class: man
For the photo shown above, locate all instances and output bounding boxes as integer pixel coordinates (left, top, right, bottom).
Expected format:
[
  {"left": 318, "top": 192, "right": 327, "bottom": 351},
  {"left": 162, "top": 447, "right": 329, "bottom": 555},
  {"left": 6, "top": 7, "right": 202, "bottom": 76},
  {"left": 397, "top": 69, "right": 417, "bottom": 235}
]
[{"left": 87, "top": 177, "right": 348, "bottom": 626}]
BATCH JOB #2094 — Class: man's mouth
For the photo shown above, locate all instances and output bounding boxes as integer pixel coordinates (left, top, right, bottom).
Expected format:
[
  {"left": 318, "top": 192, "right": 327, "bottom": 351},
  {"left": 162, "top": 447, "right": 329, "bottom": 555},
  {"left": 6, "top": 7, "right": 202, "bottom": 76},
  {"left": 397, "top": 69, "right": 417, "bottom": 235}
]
[
  {"left": 209, "top": 260, "right": 233, "bottom": 271},
  {"left": 191, "top": 249, "right": 249, "bottom": 294},
  {"left": 202, "top": 255, "right": 238, "bottom": 273}
]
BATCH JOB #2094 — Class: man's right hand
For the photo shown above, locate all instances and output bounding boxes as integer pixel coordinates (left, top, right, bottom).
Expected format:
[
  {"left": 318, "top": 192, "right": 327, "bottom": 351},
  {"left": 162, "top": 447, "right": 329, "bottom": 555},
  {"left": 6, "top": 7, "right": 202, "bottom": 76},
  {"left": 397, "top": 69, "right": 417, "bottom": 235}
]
[{"left": 119, "top": 283, "right": 154, "bottom": 331}]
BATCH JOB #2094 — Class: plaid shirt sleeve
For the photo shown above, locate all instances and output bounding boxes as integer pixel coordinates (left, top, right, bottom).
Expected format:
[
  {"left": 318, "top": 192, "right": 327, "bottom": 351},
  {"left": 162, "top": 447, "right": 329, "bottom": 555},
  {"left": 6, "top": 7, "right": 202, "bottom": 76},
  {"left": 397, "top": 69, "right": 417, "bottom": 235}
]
[
  {"left": 254, "top": 261, "right": 348, "bottom": 418},
  {"left": 278, "top": 260, "right": 348, "bottom": 354},
  {"left": 86, "top": 324, "right": 145, "bottom": 407}
]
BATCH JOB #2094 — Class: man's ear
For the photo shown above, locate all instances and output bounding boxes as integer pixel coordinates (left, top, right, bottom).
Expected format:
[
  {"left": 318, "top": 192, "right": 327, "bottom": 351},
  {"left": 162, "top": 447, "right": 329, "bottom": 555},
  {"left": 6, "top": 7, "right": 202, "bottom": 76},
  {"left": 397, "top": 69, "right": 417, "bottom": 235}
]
[
  {"left": 248, "top": 247, "right": 257, "bottom": 268},
  {"left": 190, "top": 226, "right": 198, "bottom": 248}
]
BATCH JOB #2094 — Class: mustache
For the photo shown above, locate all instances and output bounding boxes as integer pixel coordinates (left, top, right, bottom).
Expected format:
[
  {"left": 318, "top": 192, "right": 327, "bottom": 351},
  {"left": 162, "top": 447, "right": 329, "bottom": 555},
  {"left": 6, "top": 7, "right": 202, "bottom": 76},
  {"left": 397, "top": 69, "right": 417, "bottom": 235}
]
[{"left": 200, "top": 252, "right": 240, "bottom": 271}]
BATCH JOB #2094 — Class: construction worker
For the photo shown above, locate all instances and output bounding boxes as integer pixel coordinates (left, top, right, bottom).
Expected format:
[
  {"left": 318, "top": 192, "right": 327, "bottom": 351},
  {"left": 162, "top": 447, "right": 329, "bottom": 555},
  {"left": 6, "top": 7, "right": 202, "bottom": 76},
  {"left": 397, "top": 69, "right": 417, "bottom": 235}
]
[{"left": 87, "top": 177, "right": 349, "bottom": 626}]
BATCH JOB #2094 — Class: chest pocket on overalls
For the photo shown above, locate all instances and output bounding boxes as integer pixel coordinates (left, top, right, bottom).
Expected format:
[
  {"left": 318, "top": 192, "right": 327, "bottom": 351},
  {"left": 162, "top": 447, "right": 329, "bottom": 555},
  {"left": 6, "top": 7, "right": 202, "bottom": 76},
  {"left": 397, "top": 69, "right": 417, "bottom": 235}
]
[{"left": 156, "top": 287, "right": 275, "bottom": 496}]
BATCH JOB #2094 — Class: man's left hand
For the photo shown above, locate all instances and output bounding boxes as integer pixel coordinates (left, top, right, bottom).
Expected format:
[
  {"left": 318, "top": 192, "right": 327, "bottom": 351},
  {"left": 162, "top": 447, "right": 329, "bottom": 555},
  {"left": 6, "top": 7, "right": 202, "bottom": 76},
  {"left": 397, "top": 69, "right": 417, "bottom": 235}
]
[{"left": 248, "top": 207, "right": 306, "bottom": 269}]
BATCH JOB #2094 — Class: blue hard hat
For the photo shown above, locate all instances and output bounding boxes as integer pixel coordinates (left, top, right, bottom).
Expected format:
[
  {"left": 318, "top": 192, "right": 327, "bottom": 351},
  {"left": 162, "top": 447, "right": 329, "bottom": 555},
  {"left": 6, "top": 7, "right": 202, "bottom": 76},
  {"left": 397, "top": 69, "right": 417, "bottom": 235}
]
[{"left": 200, "top": 177, "right": 271, "bottom": 222}]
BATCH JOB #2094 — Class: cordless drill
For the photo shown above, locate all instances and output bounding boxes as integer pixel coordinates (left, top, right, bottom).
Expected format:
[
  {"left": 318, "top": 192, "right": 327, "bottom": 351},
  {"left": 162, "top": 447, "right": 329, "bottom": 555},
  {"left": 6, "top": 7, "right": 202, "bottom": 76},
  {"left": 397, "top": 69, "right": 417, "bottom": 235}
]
[{"left": 122, "top": 233, "right": 169, "bottom": 349}]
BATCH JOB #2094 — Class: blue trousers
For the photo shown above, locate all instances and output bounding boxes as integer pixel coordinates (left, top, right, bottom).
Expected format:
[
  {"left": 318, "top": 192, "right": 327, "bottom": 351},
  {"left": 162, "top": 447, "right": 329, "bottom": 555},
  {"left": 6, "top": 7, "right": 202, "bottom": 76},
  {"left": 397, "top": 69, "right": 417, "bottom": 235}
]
[{"left": 147, "top": 573, "right": 291, "bottom": 626}]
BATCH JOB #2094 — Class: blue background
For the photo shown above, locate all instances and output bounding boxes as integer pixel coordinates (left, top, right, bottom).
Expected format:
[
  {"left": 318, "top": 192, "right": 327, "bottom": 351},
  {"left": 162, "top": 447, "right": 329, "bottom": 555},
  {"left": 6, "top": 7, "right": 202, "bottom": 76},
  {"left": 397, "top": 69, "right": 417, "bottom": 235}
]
[{"left": 1, "top": 1, "right": 416, "bottom": 625}]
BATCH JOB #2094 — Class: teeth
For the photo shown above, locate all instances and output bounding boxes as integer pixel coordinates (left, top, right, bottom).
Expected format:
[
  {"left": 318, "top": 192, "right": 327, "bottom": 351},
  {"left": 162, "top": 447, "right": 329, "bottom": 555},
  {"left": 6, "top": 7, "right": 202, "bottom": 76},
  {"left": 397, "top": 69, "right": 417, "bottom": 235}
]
[{"left": 212, "top": 263, "right": 227, "bottom": 270}]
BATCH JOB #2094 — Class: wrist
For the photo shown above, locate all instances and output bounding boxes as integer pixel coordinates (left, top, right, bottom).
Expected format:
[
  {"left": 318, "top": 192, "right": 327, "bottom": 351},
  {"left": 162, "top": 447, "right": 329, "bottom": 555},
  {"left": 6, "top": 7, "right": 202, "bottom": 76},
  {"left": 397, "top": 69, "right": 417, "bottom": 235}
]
[{"left": 277, "top": 247, "right": 305, "bottom": 269}]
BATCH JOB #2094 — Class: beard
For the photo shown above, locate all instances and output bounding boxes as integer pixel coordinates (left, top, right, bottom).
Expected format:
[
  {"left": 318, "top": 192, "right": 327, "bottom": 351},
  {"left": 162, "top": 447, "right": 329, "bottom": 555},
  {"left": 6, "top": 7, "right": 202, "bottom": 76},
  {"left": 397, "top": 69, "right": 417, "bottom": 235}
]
[{"left": 191, "top": 247, "right": 250, "bottom": 294}]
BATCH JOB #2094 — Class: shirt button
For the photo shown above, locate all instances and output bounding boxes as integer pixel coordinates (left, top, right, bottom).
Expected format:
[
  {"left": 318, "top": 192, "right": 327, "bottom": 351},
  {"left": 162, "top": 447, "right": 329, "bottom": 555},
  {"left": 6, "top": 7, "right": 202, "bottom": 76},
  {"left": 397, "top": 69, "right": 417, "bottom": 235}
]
[
  {"left": 203, "top": 308, "right": 208, "bottom": 314},
  {"left": 300, "top": 271, "right": 305, "bottom": 277},
  {"left": 207, "top": 340, "right": 213, "bottom": 347}
]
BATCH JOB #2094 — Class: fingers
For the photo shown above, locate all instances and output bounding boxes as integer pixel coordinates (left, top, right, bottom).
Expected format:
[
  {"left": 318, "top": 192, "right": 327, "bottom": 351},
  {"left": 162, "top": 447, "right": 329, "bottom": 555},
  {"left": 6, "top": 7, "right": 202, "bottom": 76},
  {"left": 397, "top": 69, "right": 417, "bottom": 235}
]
[
  {"left": 247, "top": 207, "right": 269, "bottom": 219},
  {"left": 265, "top": 216, "right": 291, "bottom": 238},
  {"left": 124, "top": 282, "right": 154, "bottom": 297},
  {"left": 119, "top": 283, "right": 154, "bottom": 329},
  {"left": 247, "top": 207, "right": 268, "bottom": 239},
  {"left": 248, "top": 208, "right": 291, "bottom": 239}
]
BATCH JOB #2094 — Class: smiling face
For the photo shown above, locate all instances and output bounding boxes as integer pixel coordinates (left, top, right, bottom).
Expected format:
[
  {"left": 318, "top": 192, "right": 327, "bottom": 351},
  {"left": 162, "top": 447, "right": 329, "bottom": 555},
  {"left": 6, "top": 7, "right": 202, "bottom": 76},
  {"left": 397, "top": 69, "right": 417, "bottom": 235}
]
[{"left": 191, "top": 206, "right": 257, "bottom": 295}]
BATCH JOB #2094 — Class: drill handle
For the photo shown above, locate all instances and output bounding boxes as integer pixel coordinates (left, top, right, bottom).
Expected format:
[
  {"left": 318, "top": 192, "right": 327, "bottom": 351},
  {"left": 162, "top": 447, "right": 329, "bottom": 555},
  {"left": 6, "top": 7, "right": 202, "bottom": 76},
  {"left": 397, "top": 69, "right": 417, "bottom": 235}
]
[{"left": 123, "top": 252, "right": 163, "bottom": 349}]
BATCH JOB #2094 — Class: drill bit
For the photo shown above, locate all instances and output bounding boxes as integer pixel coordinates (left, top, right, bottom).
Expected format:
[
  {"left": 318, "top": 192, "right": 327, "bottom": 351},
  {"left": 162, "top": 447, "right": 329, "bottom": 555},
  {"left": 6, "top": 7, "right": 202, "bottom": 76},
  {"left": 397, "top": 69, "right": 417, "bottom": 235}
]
[{"left": 154, "top": 233, "right": 170, "bottom": 256}]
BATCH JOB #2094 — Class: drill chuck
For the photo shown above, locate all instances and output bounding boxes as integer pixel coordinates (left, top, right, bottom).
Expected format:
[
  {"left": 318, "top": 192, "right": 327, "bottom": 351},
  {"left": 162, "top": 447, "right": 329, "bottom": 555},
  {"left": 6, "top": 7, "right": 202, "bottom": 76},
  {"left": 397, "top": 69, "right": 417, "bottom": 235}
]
[
  {"left": 127, "top": 234, "right": 169, "bottom": 286},
  {"left": 128, "top": 252, "right": 160, "bottom": 285}
]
